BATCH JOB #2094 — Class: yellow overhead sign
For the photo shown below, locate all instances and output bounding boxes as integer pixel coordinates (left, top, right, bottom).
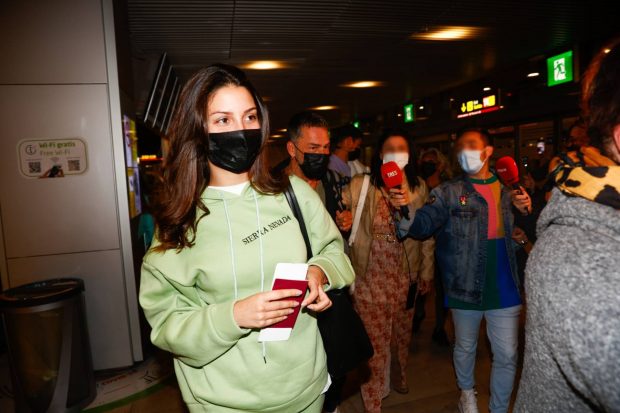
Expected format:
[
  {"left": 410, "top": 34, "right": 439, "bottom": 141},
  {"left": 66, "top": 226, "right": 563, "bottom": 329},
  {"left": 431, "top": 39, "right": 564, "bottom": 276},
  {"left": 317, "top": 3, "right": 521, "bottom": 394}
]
[{"left": 457, "top": 94, "right": 500, "bottom": 119}]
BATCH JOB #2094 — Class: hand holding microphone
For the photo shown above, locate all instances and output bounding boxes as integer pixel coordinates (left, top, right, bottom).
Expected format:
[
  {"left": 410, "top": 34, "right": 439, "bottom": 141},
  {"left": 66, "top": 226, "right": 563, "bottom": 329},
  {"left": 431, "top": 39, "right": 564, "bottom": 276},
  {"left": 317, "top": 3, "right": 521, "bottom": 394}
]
[
  {"left": 388, "top": 188, "right": 410, "bottom": 208},
  {"left": 381, "top": 161, "right": 410, "bottom": 219},
  {"left": 511, "top": 190, "right": 532, "bottom": 215},
  {"left": 496, "top": 156, "right": 532, "bottom": 215}
]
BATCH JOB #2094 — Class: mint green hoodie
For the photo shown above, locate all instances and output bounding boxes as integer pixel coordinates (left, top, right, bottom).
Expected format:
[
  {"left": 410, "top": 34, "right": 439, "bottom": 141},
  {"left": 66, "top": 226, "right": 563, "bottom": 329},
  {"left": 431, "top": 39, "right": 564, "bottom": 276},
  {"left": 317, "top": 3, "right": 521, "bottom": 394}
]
[{"left": 139, "top": 176, "right": 355, "bottom": 412}]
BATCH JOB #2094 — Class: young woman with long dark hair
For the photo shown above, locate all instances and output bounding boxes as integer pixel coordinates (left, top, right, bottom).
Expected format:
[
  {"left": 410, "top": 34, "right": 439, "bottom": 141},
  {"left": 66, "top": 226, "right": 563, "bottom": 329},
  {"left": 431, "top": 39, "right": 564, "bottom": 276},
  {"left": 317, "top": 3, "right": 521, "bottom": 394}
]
[{"left": 139, "top": 64, "right": 354, "bottom": 413}]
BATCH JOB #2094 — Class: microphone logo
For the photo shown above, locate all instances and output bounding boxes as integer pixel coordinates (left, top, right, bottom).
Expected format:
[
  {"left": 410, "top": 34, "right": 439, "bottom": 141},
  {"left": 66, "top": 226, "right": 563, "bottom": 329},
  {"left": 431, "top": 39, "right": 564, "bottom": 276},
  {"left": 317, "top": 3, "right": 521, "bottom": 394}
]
[{"left": 380, "top": 161, "right": 410, "bottom": 219}]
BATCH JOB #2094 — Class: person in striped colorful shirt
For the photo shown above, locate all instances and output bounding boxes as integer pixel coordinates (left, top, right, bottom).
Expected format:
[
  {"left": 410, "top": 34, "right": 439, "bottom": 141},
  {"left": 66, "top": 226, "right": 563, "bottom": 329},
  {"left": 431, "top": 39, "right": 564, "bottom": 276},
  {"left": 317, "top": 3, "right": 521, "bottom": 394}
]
[
  {"left": 391, "top": 128, "right": 531, "bottom": 413},
  {"left": 445, "top": 173, "right": 522, "bottom": 310}
]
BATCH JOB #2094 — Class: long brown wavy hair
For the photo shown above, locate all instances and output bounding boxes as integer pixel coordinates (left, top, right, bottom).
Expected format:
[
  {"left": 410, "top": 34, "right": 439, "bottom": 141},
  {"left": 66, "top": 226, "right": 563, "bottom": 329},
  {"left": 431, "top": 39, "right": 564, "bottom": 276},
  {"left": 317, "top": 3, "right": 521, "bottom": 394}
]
[
  {"left": 152, "top": 64, "right": 288, "bottom": 252},
  {"left": 581, "top": 38, "right": 620, "bottom": 156}
]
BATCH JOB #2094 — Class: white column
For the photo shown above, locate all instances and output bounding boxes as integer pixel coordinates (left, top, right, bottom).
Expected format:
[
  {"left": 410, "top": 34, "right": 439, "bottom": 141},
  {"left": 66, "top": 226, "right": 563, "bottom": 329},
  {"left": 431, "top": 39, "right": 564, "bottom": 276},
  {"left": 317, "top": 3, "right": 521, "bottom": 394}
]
[{"left": 0, "top": 0, "right": 142, "bottom": 369}]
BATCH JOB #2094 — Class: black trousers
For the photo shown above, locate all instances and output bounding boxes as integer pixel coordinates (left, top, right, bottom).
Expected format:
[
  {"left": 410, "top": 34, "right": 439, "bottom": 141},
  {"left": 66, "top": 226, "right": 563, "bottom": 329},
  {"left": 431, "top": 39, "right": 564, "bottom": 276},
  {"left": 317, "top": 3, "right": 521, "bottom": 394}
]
[{"left": 323, "top": 375, "right": 346, "bottom": 412}]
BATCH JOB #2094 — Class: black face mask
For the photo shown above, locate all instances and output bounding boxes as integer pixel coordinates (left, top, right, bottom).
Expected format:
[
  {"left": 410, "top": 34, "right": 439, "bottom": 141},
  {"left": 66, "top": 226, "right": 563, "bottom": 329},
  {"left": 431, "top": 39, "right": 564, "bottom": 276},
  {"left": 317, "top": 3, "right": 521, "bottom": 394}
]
[
  {"left": 208, "top": 129, "right": 262, "bottom": 173},
  {"left": 293, "top": 142, "right": 329, "bottom": 180},
  {"left": 419, "top": 161, "right": 438, "bottom": 179},
  {"left": 349, "top": 148, "right": 361, "bottom": 161}
]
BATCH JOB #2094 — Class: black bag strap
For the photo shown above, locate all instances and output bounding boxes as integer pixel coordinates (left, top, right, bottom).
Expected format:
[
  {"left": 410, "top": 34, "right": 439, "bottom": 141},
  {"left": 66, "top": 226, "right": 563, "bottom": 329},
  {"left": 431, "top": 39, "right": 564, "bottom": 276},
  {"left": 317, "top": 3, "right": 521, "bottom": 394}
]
[{"left": 284, "top": 183, "right": 313, "bottom": 259}]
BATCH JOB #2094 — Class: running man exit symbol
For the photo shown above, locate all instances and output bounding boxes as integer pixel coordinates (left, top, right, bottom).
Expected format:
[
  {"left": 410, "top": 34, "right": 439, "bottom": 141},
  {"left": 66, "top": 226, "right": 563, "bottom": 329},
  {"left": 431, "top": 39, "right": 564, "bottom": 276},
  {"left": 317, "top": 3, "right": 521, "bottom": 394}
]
[{"left": 554, "top": 58, "right": 566, "bottom": 81}]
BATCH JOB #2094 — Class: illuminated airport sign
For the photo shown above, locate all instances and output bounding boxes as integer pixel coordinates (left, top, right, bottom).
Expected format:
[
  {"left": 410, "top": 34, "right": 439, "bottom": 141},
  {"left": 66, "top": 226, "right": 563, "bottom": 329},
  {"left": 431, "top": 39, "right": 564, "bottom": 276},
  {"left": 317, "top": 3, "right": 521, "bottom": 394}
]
[
  {"left": 547, "top": 51, "right": 574, "bottom": 87},
  {"left": 457, "top": 94, "right": 500, "bottom": 119},
  {"left": 403, "top": 103, "right": 414, "bottom": 123}
]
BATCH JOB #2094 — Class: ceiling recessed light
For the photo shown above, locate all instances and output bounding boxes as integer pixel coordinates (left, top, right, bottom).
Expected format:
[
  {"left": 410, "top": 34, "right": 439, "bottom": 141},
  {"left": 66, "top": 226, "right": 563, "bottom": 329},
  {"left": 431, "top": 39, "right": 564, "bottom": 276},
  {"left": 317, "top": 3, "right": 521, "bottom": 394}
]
[
  {"left": 419, "top": 106, "right": 424, "bottom": 110},
  {"left": 242, "top": 60, "right": 289, "bottom": 70},
  {"left": 397, "top": 113, "right": 402, "bottom": 117},
  {"left": 483, "top": 87, "right": 491, "bottom": 91},
  {"left": 341, "top": 81, "right": 385, "bottom": 88},
  {"left": 604, "top": 48, "right": 611, "bottom": 54},
  {"left": 277, "top": 128, "right": 287, "bottom": 132},
  {"left": 527, "top": 72, "right": 540, "bottom": 78},
  {"left": 270, "top": 134, "right": 285, "bottom": 138},
  {"left": 310, "top": 105, "right": 338, "bottom": 111},
  {"left": 410, "top": 26, "right": 485, "bottom": 41}
]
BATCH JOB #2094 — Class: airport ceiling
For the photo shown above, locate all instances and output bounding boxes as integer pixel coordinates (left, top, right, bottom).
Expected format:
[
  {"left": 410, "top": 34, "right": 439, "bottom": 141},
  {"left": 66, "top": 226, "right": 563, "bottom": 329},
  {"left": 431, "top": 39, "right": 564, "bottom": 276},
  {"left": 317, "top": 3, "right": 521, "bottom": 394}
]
[{"left": 125, "top": 0, "right": 616, "bottom": 133}]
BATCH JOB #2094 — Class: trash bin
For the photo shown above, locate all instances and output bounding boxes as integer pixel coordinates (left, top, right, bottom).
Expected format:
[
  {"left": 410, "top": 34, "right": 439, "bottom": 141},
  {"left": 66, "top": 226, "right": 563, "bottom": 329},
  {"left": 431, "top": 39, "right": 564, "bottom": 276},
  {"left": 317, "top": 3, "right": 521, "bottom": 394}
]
[{"left": 0, "top": 278, "right": 96, "bottom": 413}]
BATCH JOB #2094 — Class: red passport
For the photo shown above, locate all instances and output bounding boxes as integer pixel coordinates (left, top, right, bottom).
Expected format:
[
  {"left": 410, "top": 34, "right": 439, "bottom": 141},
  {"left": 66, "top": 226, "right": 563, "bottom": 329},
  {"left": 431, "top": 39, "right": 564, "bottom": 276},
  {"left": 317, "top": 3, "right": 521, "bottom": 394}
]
[{"left": 269, "top": 278, "right": 308, "bottom": 329}]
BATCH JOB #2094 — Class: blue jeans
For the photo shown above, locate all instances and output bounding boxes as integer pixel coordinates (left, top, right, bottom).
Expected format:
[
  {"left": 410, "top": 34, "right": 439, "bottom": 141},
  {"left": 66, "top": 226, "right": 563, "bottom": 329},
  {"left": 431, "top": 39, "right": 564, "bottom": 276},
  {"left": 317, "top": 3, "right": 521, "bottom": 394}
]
[{"left": 452, "top": 305, "right": 521, "bottom": 413}]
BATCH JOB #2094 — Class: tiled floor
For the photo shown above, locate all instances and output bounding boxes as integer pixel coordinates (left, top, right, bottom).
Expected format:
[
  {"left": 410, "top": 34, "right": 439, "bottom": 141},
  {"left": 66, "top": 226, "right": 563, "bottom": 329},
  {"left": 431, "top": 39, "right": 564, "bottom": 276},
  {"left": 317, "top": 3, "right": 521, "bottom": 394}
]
[{"left": 107, "top": 292, "right": 524, "bottom": 413}]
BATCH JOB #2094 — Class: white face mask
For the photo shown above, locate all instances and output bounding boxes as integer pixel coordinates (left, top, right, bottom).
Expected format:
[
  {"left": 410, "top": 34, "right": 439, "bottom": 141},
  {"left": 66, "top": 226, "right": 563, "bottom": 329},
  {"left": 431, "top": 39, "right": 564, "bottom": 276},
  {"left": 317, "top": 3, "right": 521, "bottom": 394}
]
[
  {"left": 382, "top": 152, "right": 409, "bottom": 169},
  {"left": 458, "top": 149, "right": 487, "bottom": 175}
]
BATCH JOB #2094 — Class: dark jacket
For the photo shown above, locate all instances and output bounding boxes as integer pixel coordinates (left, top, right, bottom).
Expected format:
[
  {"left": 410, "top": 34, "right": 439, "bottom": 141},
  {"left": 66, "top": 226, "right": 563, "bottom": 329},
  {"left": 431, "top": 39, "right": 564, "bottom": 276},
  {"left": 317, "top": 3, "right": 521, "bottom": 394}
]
[{"left": 397, "top": 174, "right": 520, "bottom": 305}]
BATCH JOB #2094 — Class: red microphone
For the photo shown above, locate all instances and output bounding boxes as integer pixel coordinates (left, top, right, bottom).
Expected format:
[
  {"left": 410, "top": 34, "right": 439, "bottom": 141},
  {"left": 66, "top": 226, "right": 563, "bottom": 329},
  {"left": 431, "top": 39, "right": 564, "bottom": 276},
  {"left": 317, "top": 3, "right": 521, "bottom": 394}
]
[
  {"left": 495, "top": 156, "right": 520, "bottom": 190},
  {"left": 381, "top": 161, "right": 410, "bottom": 219},
  {"left": 496, "top": 156, "right": 529, "bottom": 215}
]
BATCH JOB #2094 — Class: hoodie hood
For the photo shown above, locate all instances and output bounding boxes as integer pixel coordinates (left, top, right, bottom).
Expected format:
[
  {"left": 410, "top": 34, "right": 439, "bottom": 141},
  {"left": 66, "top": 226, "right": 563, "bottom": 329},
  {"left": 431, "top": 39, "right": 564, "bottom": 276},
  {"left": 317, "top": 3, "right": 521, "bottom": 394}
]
[
  {"left": 202, "top": 181, "right": 258, "bottom": 203},
  {"left": 538, "top": 188, "right": 620, "bottom": 244}
]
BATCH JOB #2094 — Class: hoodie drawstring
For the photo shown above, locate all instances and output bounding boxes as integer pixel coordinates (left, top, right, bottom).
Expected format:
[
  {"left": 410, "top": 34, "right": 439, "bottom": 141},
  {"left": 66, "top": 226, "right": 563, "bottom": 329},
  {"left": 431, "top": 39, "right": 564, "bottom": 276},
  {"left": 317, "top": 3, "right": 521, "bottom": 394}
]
[
  {"left": 221, "top": 189, "right": 267, "bottom": 363},
  {"left": 252, "top": 190, "right": 267, "bottom": 363},
  {"left": 222, "top": 198, "right": 238, "bottom": 300}
]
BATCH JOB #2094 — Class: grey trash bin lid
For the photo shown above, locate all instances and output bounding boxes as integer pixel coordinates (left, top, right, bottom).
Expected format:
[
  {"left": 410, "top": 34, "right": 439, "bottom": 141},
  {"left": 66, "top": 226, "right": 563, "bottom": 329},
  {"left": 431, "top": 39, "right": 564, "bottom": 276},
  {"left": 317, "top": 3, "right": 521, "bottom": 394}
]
[{"left": 0, "top": 278, "right": 84, "bottom": 308}]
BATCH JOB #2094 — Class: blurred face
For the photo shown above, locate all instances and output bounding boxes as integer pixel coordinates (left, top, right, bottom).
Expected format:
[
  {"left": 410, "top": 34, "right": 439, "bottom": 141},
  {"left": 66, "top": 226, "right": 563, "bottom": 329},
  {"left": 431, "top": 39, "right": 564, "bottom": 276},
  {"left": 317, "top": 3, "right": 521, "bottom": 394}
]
[
  {"left": 380, "top": 135, "right": 410, "bottom": 169},
  {"left": 421, "top": 152, "right": 438, "bottom": 164},
  {"left": 456, "top": 131, "right": 493, "bottom": 163},
  {"left": 337, "top": 136, "right": 355, "bottom": 152},
  {"left": 207, "top": 85, "right": 259, "bottom": 132},
  {"left": 420, "top": 151, "right": 444, "bottom": 173},
  {"left": 418, "top": 151, "right": 442, "bottom": 178},
  {"left": 380, "top": 135, "right": 408, "bottom": 159}
]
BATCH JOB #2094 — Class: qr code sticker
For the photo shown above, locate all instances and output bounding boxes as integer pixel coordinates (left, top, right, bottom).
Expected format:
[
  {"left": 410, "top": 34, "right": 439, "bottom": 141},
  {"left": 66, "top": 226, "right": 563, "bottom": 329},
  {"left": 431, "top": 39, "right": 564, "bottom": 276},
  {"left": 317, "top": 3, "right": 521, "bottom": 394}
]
[
  {"left": 29, "top": 161, "right": 41, "bottom": 173},
  {"left": 68, "top": 160, "right": 80, "bottom": 171}
]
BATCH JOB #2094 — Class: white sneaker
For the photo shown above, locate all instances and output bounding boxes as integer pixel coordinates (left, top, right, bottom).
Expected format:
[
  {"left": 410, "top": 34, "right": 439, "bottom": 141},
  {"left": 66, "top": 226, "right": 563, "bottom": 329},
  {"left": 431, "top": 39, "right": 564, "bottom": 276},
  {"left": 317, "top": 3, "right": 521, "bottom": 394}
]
[{"left": 458, "top": 389, "right": 479, "bottom": 413}]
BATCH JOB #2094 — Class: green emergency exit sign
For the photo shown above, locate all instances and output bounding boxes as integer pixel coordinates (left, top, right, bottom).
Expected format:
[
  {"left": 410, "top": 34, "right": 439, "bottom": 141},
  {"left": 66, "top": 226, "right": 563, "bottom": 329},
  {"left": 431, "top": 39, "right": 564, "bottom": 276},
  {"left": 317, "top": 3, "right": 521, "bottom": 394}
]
[
  {"left": 403, "top": 104, "right": 414, "bottom": 123},
  {"left": 547, "top": 51, "right": 574, "bottom": 87}
]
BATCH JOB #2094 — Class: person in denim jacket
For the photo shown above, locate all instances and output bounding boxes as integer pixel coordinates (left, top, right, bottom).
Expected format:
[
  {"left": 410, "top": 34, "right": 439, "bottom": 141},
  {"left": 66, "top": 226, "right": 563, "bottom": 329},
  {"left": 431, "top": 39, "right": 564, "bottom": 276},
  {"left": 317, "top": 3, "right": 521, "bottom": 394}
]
[{"left": 392, "top": 129, "right": 531, "bottom": 413}]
